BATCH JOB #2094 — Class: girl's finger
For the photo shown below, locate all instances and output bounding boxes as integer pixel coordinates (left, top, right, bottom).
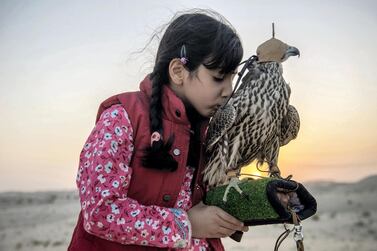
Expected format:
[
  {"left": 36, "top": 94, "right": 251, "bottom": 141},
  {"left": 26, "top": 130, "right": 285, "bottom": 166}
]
[
  {"left": 216, "top": 210, "right": 244, "bottom": 230},
  {"left": 215, "top": 226, "right": 236, "bottom": 238}
]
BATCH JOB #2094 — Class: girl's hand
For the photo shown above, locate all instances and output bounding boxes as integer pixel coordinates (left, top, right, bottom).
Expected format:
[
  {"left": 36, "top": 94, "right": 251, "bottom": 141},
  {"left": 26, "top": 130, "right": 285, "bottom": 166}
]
[{"left": 187, "top": 201, "right": 249, "bottom": 239}]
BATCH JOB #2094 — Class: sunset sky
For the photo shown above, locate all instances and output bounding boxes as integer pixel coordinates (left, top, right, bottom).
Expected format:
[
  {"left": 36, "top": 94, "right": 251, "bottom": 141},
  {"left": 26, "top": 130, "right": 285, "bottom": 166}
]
[{"left": 0, "top": 0, "right": 376, "bottom": 192}]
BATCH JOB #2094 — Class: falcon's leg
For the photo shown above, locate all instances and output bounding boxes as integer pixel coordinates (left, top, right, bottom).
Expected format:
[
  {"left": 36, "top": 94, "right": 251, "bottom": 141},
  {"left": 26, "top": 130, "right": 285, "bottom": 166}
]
[
  {"left": 222, "top": 176, "right": 243, "bottom": 202},
  {"left": 267, "top": 138, "right": 282, "bottom": 178},
  {"left": 270, "top": 166, "right": 282, "bottom": 178}
]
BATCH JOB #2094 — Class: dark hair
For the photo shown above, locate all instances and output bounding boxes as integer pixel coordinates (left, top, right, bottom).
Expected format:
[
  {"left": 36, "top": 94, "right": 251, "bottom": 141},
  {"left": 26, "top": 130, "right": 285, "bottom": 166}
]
[{"left": 142, "top": 9, "right": 243, "bottom": 171}]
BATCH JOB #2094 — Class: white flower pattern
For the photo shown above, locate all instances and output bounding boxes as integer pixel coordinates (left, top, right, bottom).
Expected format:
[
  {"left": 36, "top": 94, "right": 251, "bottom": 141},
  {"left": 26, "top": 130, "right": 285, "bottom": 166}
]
[{"left": 76, "top": 104, "right": 210, "bottom": 250}]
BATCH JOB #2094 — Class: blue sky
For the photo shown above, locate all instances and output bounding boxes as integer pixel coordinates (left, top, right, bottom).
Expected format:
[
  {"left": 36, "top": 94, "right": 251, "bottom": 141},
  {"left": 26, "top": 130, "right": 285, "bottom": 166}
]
[{"left": 0, "top": 0, "right": 376, "bottom": 191}]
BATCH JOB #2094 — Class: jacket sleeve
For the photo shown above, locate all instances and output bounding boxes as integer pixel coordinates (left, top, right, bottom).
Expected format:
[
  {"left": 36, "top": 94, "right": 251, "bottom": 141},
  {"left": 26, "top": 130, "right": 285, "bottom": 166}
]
[{"left": 76, "top": 104, "right": 191, "bottom": 249}]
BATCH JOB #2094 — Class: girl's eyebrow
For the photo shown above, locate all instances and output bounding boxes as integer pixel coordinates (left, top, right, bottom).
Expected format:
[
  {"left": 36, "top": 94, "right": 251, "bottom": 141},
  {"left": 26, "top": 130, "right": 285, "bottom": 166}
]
[
  {"left": 213, "top": 69, "right": 237, "bottom": 76},
  {"left": 211, "top": 71, "right": 225, "bottom": 77}
]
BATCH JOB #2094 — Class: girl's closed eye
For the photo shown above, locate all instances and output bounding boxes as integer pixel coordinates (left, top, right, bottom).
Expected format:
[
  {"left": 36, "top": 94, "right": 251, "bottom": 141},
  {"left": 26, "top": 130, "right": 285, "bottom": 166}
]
[
  {"left": 213, "top": 75, "right": 225, "bottom": 82},
  {"left": 213, "top": 70, "right": 238, "bottom": 83}
]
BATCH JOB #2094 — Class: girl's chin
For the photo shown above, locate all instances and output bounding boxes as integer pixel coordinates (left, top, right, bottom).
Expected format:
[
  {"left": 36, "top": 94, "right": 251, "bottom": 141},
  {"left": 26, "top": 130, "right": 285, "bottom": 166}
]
[
  {"left": 196, "top": 106, "right": 218, "bottom": 118},
  {"left": 196, "top": 109, "right": 211, "bottom": 118},
  {"left": 207, "top": 108, "right": 218, "bottom": 117}
]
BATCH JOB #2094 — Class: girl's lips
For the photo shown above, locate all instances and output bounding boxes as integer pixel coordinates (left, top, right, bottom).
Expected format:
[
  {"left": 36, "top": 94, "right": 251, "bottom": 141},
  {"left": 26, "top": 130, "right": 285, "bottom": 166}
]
[
  {"left": 209, "top": 105, "right": 221, "bottom": 116},
  {"left": 210, "top": 105, "right": 219, "bottom": 111}
]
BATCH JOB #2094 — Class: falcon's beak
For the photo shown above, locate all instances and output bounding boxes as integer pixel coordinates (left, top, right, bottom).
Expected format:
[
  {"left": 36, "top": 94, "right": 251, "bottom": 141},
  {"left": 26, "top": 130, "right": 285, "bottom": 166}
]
[{"left": 281, "top": 46, "right": 300, "bottom": 62}]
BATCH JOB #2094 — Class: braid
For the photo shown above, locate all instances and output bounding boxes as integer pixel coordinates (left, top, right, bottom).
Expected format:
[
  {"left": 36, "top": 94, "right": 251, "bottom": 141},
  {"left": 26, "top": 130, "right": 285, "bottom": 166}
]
[
  {"left": 142, "top": 72, "right": 178, "bottom": 172},
  {"left": 149, "top": 73, "right": 163, "bottom": 134}
]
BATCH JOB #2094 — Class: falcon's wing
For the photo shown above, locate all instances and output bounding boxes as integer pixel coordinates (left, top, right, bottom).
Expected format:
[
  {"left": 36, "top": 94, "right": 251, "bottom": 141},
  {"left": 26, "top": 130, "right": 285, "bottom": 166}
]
[
  {"left": 205, "top": 104, "right": 237, "bottom": 151},
  {"left": 280, "top": 105, "right": 300, "bottom": 146}
]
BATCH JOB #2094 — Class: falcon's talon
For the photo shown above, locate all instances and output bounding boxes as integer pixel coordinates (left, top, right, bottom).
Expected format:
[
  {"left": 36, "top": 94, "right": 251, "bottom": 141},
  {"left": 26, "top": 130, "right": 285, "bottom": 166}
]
[
  {"left": 222, "top": 177, "right": 243, "bottom": 202},
  {"left": 270, "top": 172, "right": 282, "bottom": 179}
]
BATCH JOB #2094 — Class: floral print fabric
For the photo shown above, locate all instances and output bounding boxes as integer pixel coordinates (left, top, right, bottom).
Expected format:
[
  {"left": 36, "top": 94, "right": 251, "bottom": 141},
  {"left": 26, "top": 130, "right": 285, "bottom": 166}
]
[{"left": 76, "top": 104, "right": 209, "bottom": 250}]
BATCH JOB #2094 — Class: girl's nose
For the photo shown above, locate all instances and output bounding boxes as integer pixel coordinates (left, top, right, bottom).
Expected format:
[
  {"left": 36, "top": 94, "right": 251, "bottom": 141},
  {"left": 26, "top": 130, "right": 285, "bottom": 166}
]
[{"left": 221, "top": 79, "right": 233, "bottom": 98}]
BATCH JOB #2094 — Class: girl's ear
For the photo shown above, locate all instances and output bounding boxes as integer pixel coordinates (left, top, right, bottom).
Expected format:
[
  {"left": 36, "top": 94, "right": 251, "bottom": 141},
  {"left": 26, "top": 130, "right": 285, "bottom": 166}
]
[{"left": 168, "top": 58, "right": 186, "bottom": 86}]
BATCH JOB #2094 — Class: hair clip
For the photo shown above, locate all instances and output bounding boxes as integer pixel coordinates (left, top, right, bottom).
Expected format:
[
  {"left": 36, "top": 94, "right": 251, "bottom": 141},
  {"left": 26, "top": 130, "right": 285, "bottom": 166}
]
[
  {"left": 180, "top": 57, "right": 188, "bottom": 65},
  {"left": 150, "top": 131, "right": 162, "bottom": 145},
  {"left": 180, "top": 44, "right": 188, "bottom": 65}
]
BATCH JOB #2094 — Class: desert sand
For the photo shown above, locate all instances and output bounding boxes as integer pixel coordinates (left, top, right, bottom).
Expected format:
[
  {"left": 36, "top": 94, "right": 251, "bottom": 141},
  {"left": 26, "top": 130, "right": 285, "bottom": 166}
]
[{"left": 1, "top": 175, "right": 376, "bottom": 251}]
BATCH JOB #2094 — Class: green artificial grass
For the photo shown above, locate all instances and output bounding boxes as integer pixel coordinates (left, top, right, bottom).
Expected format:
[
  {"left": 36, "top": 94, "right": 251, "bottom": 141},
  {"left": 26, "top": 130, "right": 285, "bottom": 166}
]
[{"left": 205, "top": 178, "right": 279, "bottom": 221}]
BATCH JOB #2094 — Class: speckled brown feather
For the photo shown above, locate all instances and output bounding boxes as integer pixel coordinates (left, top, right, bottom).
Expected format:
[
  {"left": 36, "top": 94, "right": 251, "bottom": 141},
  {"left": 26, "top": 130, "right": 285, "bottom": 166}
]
[{"left": 203, "top": 39, "right": 300, "bottom": 188}]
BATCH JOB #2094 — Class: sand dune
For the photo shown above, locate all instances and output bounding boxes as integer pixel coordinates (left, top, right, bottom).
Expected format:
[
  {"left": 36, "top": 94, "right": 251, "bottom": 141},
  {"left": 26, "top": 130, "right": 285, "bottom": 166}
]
[{"left": 1, "top": 176, "right": 376, "bottom": 251}]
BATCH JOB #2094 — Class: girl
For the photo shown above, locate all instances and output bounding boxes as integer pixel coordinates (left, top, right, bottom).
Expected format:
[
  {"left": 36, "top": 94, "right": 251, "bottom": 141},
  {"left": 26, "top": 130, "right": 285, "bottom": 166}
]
[{"left": 68, "top": 9, "right": 249, "bottom": 251}]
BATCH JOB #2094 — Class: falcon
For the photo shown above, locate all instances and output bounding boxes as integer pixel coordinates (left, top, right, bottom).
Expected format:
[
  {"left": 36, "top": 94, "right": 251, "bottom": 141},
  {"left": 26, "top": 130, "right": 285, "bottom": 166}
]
[{"left": 203, "top": 36, "right": 301, "bottom": 202}]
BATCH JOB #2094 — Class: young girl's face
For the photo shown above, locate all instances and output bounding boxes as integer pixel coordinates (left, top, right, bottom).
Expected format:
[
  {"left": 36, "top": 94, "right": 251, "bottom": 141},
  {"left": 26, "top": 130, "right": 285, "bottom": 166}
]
[{"left": 181, "top": 65, "right": 236, "bottom": 117}]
